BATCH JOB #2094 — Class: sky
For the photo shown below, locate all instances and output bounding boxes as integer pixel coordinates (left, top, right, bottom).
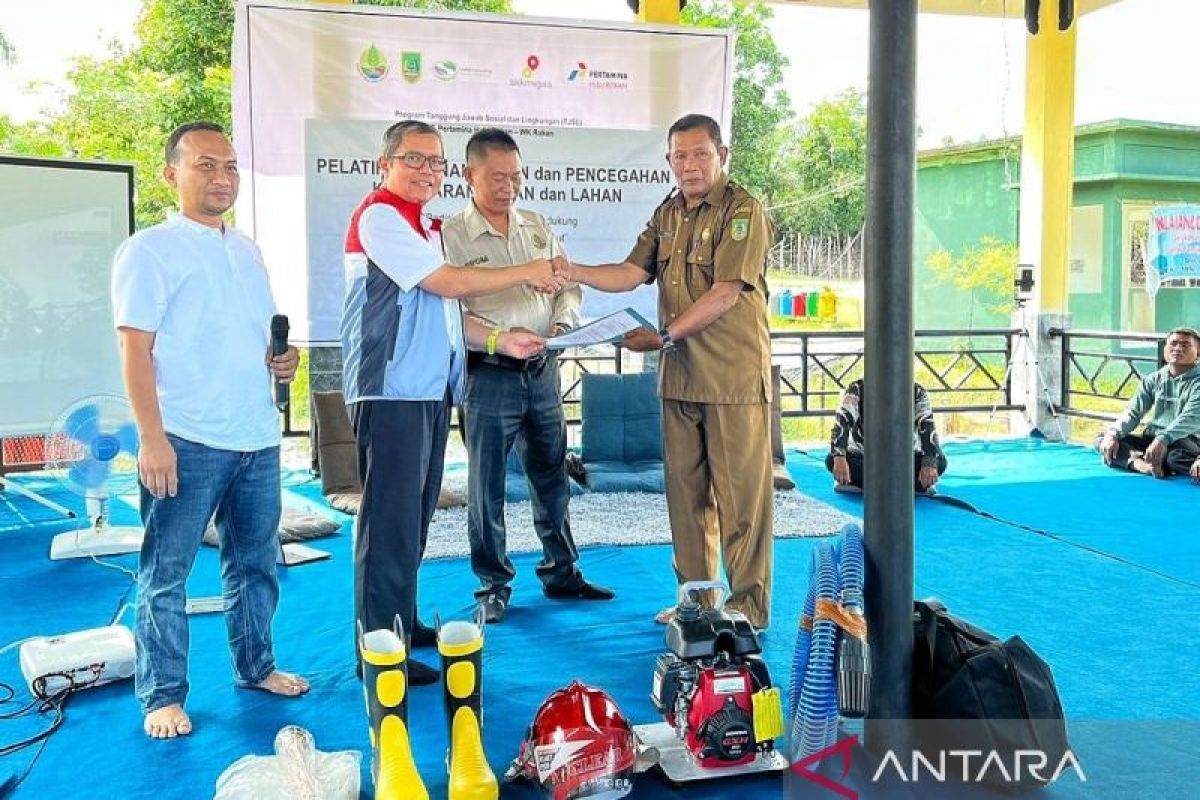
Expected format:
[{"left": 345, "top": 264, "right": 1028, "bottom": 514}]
[{"left": 1, "top": 0, "right": 1198, "bottom": 149}]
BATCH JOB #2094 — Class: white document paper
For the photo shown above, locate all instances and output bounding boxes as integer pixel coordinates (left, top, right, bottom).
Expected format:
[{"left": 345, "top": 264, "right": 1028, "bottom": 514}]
[{"left": 545, "top": 308, "right": 655, "bottom": 350}]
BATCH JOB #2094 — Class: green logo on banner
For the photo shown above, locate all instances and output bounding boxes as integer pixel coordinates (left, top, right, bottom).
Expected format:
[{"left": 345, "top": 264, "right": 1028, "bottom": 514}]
[
  {"left": 358, "top": 44, "right": 388, "bottom": 83},
  {"left": 402, "top": 52, "right": 422, "bottom": 83}
]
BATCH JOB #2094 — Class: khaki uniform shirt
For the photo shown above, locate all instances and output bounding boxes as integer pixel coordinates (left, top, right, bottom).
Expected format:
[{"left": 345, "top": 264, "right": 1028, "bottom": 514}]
[
  {"left": 627, "top": 174, "right": 774, "bottom": 404},
  {"left": 441, "top": 202, "right": 581, "bottom": 337}
]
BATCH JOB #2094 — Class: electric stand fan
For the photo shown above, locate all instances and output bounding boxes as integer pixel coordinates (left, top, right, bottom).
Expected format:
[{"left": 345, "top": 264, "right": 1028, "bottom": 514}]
[{"left": 44, "top": 395, "right": 143, "bottom": 560}]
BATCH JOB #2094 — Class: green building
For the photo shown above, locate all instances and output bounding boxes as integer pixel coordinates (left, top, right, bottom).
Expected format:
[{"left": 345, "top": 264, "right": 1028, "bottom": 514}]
[{"left": 916, "top": 119, "right": 1200, "bottom": 333}]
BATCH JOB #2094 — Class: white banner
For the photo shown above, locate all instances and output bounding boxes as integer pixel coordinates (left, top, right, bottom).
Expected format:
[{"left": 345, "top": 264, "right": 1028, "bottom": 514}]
[{"left": 233, "top": 0, "right": 734, "bottom": 343}]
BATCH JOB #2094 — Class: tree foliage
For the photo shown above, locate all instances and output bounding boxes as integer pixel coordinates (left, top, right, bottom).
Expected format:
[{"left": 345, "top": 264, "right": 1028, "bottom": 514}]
[
  {"left": 0, "top": 29, "right": 16, "bottom": 65},
  {"left": 773, "top": 87, "right": 867, "bottom": 238},
  {"left": 0, "top": 0, "right": 513, "bottom": 226},
  {"left": 680, "top": 1, "right": 792, "bottom": 204},
  {"left": 0, "top": 1, "right": 234, "bottom": 225},
  {"left": 927, "top": 235, "right": 1019, "bottom": 318}
]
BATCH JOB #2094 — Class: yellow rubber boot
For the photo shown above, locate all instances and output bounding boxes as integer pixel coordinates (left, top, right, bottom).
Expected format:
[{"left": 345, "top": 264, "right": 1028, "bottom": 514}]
[
  {"left": 439, "top": 617, "right": 498, "bottom": 800},
  {"left": 360, "top": 621, "right": 429, "bottom": 800}
]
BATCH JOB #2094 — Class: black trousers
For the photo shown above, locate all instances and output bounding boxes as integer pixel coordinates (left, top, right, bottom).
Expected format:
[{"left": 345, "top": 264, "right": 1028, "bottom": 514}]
[
  {"left": 461, "top": 358, "right": 580, "bottom": 601},
  {"left": 825, "top": 450, "right": 948, "bottom": 492},
  {"left": 350, "top": 392, "right": 450, "bottom": 655},
  {"left": 1099, "top": 431, "right": 1200, "bottom": 475}
]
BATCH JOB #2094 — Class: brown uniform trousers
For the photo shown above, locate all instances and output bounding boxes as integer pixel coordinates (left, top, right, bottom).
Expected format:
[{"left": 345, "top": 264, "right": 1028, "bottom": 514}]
[
  {"left": 628, "top": 174, "right": 776, "bottom": 628},
  {"left": 662, "top": 399, "right": 773, "bottom": 627}
]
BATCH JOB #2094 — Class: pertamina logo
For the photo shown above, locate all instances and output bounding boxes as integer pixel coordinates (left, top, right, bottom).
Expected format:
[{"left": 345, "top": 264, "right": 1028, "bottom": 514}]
[{"left": 567, "top": 59, "right": 629, "bottom": 89}]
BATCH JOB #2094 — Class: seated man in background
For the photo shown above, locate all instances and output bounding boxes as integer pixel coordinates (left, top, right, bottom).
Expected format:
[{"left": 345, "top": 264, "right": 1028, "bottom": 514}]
[
  {"left": 1098, "top": 327, "right": 1200, "bottom": 480},
  {"left": 826, "top": 379, "right": 947, "bottom": 494}
]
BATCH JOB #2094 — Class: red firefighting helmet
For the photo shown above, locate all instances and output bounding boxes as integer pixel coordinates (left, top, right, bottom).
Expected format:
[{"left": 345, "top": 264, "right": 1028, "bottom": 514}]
[{"left": 508, "top": 680, "right": 637, "bottom": 800}]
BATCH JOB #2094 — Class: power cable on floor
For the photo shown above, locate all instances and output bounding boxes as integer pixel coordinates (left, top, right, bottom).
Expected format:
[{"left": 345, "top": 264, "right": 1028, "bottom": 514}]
[
  {"left": 790, "top": 448, "right": 1200, "bottom": 591},
  {"left": 924, "top": 492, "right": 1200, "bottom": 591},
  {"left": 0, "top": 669, "right": 99, "bottom": 797}
]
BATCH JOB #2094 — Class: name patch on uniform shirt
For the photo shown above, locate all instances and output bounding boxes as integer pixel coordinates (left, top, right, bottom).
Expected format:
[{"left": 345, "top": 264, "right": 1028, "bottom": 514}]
[
  {"left": 731, "top": 217, "right": 750, "bottom": 241},
  {"left": 464, "top": 255, "right": 490, "bottom": 267}
]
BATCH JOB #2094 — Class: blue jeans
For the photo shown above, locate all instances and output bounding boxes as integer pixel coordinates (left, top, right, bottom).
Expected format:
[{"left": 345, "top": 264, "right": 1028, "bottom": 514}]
[{"left": 135, "top": 434, "right": 281, "bottom": 713}]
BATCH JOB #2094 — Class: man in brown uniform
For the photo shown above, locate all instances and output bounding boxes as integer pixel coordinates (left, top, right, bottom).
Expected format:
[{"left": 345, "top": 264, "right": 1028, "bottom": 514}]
[{"left": 562, "top": 114, "right": 775, "bottom": 629}]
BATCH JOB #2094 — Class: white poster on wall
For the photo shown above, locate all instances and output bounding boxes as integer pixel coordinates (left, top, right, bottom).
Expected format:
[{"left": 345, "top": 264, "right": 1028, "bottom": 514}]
[
  {"left": 1068, "top": 204, "right": 1104, "bottom": 295},
  {"left": 233, "top": 0, "right": 735, "bottom": 343}
]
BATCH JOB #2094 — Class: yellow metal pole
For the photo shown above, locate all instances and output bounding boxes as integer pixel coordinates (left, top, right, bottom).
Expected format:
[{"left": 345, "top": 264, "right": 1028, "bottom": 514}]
[
  {"left": 637, "top": 0, "right": 682, "bottom": 24},
  {"left": 1019, "top": 0, "right": 1077, "bottom": 313},
  {"left": 1014, "top": 0, "right": 1077, "bottom": 440}
]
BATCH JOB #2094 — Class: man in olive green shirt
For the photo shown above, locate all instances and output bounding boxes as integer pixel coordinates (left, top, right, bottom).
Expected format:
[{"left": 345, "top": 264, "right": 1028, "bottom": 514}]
[
  {"left": 1098, "top": 327, "right": 1200, "bottom": 481},
  {"left": 563, "top": 114, "right": 776, "bottom": 629},
  {"left": 442, "top": 128, "right": 614, "bottom": 624}
]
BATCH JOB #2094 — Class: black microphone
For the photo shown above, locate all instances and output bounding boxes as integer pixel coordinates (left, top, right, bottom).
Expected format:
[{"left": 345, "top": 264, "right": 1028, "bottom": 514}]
[{"left": 270, "top": 314, "right": 290, "bottom": 412}]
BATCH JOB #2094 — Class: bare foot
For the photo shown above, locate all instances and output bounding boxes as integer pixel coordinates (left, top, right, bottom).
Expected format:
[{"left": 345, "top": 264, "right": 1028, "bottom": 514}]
[
  {"left": 1130, "top": 457, "right": 1155, "bottom": 476},
  {"left": 144, "top": 704, "right": 192, "bottom": 739},
  {"left": 254, "top": 670, "right": 309, "bottom": 697}
]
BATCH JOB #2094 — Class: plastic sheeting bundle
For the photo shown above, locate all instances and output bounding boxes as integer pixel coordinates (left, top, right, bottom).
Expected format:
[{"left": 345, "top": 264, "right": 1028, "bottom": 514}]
[{"left": 214, "top": 726, "right": 361, "bottom": 800}]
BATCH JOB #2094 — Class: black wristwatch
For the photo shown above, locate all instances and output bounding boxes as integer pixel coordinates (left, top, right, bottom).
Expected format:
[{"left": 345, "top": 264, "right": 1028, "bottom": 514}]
[{"left": 658, "top": 327, "right": 674, "bottom": 350}]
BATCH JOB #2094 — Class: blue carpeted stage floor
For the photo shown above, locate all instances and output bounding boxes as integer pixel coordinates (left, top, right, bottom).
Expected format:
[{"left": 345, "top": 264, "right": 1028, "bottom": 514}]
[{"left": 1, "top": 439, "right": 1197, "bottom": 798}]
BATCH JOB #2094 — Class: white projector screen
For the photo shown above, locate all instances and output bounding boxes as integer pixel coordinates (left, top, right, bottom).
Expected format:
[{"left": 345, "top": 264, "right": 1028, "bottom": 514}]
[{"left": 0, "top": 157, "right": 133, "bottom": 437}]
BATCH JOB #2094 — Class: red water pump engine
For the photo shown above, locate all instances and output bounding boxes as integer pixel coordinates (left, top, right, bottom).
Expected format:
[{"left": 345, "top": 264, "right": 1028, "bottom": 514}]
[{"left": 650, "top": 583, "right": 775, "bottom": 768}]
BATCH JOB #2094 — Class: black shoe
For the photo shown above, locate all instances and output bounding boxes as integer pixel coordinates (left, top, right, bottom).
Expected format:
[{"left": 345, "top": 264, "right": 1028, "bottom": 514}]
[
  {"left": 407, "top": 658, "right": 440, "bottom": 686},
  {"left": 411, "top": 618, "right": 437, "bottom": 648},
  {"left": 565, "top": 451, "right": 588, "bottom": 485},
  {"left": 543, "top": 578, "right": 615, "bottom": 601},
  {"left": 479, "top": 593, "right": 507, "bottom": 624}
]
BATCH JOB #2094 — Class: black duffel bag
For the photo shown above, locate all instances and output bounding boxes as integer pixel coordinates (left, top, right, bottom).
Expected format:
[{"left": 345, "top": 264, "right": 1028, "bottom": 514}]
[{"left": 911, "top": 599, "right": 1072, "bottom": 792}]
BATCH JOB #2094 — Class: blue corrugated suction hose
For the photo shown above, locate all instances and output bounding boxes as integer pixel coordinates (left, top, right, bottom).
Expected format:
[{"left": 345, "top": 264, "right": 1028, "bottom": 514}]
[
  {"left": 788, "top": 524, "right": 873, "bottom": 760},
  {"left": 790, "top": 542, "right": 840, "bottom": 760},
  {"left": 836, "top": 523, "right": 870, "bottom": 718},
  {"left": 787, "top": 559, "right": 817, "bottom": 727}
]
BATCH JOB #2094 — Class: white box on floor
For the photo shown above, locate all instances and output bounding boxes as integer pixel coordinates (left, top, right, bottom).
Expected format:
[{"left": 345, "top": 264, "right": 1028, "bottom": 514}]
[{"left": 18, "top": 625, "right": 135, "bottom": 697}]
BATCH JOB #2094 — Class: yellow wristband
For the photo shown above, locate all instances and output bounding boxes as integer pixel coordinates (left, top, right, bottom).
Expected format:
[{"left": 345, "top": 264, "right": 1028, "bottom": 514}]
[{"left": 486, "top": 327, "right": 502, "bottom": 356}]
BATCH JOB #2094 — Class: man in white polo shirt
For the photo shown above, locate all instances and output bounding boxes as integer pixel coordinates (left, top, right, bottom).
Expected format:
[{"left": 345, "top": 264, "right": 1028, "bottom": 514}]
[{"left": 111, "top": 122, "right": 309, "bottom": 740}]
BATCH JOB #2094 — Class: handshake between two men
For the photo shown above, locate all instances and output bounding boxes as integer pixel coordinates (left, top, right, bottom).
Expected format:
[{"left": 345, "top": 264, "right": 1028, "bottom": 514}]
[
  {"left": 501, "top": 254, "right": 665, "bottom": 358},
  {"left": 519, "top": 254, "right": 574, "bottom": 295},
  {"left": 491, "top": 255, "right": 575, "bottom": 359}
]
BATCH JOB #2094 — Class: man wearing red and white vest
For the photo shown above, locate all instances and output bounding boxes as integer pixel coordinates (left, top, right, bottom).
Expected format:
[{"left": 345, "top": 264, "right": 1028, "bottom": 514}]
[{"left": 340, "top": 120, "right": 564, "bottom": 683}]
